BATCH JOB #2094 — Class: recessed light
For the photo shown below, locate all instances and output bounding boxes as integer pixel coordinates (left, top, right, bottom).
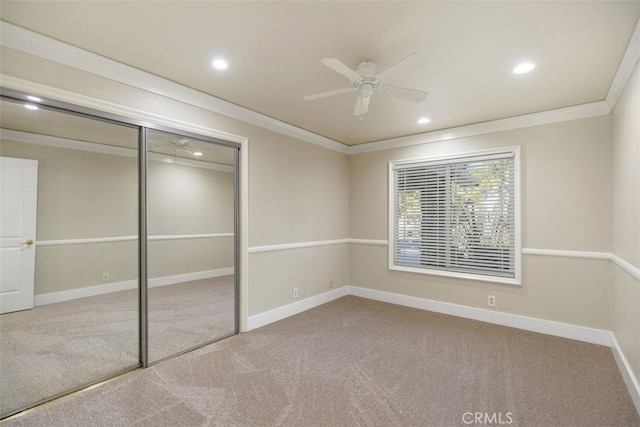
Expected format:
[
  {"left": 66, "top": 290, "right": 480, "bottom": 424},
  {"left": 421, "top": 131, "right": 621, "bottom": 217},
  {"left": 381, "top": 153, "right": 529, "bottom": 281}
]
[
  {"left": 212, "top": 58, "right": 229, "bottom": 70},
  {"left": 26, "top": 95, "right": 42, "bottom": 102},
  {"left": 417, "top": 117, "right": 431, "bottom": 124},
  {"left": 513, "top": 62, "right": 535, "bottom": 74},
  {"left": 164, "top": 158, "right": 174, "bottom": 164},
  {"left": 24, "top": 104, "right": 38, "bottom": 110},
  {"left": 193, "top": 151, "right": 203, "bottom": 157}
]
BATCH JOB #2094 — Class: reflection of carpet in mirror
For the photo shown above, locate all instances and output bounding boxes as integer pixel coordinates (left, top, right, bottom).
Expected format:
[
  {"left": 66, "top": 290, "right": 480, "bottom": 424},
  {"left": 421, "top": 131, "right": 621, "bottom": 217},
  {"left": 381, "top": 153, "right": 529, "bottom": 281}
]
[
  {"left": 148, "top": 276, "right": 235, "bottom": 363},
  {"left": 0, "top": 276, "right": 234, "bottom": 416}
]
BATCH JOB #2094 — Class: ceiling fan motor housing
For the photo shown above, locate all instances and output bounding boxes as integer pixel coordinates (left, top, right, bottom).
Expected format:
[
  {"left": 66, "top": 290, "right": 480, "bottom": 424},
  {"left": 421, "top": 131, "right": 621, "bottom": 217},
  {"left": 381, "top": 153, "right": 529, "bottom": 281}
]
[{"left": 354, "top": 61, "right": 380, "bottom": 88}]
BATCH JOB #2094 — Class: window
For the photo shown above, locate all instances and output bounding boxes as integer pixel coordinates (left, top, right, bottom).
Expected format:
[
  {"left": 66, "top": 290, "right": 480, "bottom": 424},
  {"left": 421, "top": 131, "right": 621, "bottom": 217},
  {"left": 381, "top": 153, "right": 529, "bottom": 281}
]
[{"left": 389, "top": 147, "right": 520, "bottom": 285}]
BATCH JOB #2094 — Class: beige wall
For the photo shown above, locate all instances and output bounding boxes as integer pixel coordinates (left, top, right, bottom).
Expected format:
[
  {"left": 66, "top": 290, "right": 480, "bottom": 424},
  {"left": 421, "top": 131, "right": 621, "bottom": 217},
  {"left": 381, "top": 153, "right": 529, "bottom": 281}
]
[
  {"left": 248, "top": 133, "right": 349, "bottom": 246},
  {"left": 611, "top": 60, "right": 640, "bottom": 383},
  {"left": 247, "top": 122, "right": 350, "bottom": 314},
  {"left": 0, "top": 46, "right": 351, "bottom": 316},
  {"left": 148, "top": 161, "right": 235, "bottom": 237},
  {"left": 0, "top": 140, "right": 138, "bottom": 240},
  {"left": 0, "top": 138, "right": 235, "bottom": 295},
  {"left": 349, "top": 116, "right": 613, "bottom": 329},
  {"left": 250, "top": 245, "right": 349, "bottom": 314}
]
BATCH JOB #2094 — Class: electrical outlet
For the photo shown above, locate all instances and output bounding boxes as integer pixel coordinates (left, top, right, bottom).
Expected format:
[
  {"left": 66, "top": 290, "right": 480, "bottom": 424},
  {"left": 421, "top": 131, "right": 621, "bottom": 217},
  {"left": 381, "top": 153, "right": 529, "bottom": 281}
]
[
  {"left": 329, "top": 280, "right": 334, "bottom": 289},
  {"left": 487, "top": 295, "right": 496, "bottom": 307},
  {"left": 102, "top": 272, "right": 109, "bottom": 282},
  {"left": 293, "top": 287, "right": 299, "bottom": 298}
]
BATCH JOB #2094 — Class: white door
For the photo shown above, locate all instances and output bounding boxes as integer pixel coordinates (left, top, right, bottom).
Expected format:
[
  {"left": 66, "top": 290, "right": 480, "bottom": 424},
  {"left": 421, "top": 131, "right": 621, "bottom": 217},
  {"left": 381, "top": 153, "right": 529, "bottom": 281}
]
[{"left": 0, "top": 157, "right": 38, "bottom": 314}]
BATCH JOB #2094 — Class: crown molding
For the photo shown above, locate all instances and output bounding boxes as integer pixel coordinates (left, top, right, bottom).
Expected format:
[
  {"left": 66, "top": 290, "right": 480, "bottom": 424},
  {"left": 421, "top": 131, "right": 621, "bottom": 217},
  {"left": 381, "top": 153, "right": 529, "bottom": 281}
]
[
  {"left": 348, "top": 16, "right": 640, "bottom": 155},
  {"left": 0, "top": 21, "right": 348, "bottom": 154},
  {"left": 347, "top": 101, "right": 610, "bottom": 154},
  {"left": 606, "top": 16, "right": 640, "bottom": 110},
  {"left": 2, "top": 16, "right": 638, "bottom": 156},
  {"left": 0, "top": 74, "right": 249, "bottom": 145}
]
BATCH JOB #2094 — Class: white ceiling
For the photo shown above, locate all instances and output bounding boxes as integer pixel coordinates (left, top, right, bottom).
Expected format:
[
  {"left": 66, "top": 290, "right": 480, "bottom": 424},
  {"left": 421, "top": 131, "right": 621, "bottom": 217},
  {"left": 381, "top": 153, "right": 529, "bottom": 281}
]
[{"left": 1, "top": 1, "right": 639, "bottom": 146}]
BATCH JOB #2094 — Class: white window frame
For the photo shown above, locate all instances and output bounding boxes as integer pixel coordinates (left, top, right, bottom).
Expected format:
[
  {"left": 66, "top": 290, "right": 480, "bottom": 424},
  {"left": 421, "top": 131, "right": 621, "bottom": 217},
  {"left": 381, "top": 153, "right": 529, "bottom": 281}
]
[{"left": 388, "top": 146, "right": 521, "bottom": 286}]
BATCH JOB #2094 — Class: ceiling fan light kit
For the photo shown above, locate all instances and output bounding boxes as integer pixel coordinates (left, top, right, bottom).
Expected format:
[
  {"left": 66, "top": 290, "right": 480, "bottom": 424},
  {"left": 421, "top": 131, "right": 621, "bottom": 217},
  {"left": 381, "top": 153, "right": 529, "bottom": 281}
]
[{"left": 304, "top": 53, "right": 429, "bottom": 117}]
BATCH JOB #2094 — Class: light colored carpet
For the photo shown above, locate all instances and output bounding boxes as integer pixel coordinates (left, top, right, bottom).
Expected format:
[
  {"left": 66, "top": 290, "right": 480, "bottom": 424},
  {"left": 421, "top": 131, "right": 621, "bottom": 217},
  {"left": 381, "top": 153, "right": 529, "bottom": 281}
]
[
  {"left": 3, "top": 295, "right": 638, "bottom": 426},
  {"left": 0, "top": 276, "right": 234, "bottom": 416}
]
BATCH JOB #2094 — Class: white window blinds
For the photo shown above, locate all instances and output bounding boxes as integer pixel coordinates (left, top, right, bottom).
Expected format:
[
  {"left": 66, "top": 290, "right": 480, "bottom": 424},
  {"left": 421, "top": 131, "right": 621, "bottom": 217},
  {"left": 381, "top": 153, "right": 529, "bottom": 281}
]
[{"left": 391, "top": 151, "right": 517, "bottom": 280}]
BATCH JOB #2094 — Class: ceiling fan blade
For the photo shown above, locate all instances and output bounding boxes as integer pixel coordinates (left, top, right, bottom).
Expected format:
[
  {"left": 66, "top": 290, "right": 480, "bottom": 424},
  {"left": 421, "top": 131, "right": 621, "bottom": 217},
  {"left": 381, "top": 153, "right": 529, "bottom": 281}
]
[
  {"left": 353, "top": 94, "right": 371, "bottom": 116},
  {"left": 380, "top": 85, "right": 428, "bottom": 103},
  {"left": 304, "top": 87, "right": 356, "bottom": 100},
  {"left": 321, "top": 58, "right": 363, "bottom": 82},
  {"left": 376, "top": 53, "right": 427, "bottom": 81}
]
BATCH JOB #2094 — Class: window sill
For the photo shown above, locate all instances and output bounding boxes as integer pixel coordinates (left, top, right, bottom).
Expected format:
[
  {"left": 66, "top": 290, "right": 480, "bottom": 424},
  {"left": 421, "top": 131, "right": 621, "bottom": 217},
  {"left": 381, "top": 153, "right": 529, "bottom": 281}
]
[{"left": 389, "top": 264, "right": 522, "bottom": 286}]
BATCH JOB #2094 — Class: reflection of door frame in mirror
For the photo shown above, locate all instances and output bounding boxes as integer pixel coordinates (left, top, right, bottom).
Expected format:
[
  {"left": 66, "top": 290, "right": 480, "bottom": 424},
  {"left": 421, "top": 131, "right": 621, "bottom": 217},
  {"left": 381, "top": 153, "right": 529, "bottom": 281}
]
[{"left": 0, "top": 88, "right": 242, "bottom": 417}]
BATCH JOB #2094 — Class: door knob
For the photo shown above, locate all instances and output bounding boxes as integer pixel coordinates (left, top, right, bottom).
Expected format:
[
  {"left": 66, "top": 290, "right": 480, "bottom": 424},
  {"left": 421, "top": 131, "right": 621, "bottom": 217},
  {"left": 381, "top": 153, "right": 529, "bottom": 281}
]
[{"left": 21, "top": 239, "right": 34, "bottom": 246}]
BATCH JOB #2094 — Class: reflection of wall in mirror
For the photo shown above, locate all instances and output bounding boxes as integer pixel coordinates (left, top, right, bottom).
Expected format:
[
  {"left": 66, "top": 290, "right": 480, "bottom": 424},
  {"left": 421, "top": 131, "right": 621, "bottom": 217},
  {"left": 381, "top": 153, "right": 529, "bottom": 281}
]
[{"left": 0, "top": 136, "right": 234, "bottom": 300}]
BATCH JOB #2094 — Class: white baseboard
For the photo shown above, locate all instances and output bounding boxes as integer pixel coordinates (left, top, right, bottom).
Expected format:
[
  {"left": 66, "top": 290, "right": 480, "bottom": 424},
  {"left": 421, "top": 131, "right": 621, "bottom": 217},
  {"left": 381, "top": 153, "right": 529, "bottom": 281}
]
[
  {"left": 348, "top": 286, "right": 612, "bottom": 346},
  {"left": 34, "top": 267, "right": 234, "bottom": 306},
  {"left": 611, "top": 334, "right": 640, "bottom": 414},
  {"left": 246, "top": 284, "right": 610, "bottom": 345},
  {"left": 247, "top": 286, "right": 350, "bottom": 331},
  {"left": 149, "top": 268, "right": 234, "bottom": 288}
]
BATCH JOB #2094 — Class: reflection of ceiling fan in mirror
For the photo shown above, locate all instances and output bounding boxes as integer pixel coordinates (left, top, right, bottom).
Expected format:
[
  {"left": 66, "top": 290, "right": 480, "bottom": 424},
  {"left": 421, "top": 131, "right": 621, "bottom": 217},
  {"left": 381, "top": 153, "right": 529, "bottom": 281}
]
[
  {"left": 146, "top": 135, "right": 234, "bottom": 172},
  {"left": 150, "top": 137, "right": 203, "bottom": 158},
  {"left": 168, "top": 138, "right": 203, "bottom": 157},
  {"left": 304, "top": 53, "right": 429, "bottom": 117}
]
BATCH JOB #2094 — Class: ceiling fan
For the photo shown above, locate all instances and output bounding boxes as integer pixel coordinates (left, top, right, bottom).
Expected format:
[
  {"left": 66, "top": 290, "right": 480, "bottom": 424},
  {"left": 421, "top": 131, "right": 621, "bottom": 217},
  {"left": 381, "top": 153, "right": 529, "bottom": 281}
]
[{"left": 304, "top": 53, "right": 429, "bottom": 117}]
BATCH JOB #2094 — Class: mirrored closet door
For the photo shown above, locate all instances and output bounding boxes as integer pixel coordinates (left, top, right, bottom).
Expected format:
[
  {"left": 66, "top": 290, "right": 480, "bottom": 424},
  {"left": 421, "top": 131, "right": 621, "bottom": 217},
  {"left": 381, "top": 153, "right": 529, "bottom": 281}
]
[
  {"left": 0, "top": 91, "right": 240, "bottom": 419},
  {"left": 146, "top": 129, "right": 237, "bottom": 363},
  {"left": 0, "top": 99, "right": 140, "bottom": 416}
]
